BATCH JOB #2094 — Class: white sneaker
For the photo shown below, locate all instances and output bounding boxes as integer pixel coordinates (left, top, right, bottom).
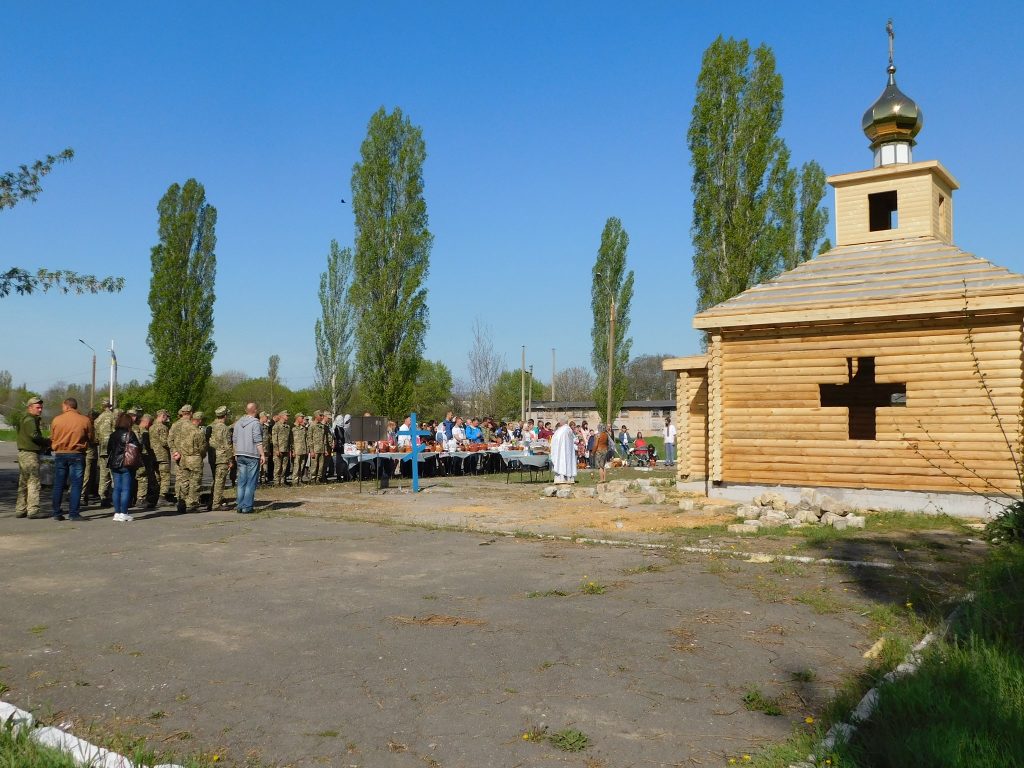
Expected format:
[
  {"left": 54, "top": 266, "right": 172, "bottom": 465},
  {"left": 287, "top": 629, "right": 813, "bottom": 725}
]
[
  {"left": 112, "top": 513, "right": 124, "bottom": 521},
  {"left": 121, "top": 514, "right": 133, "bottom": 522}
]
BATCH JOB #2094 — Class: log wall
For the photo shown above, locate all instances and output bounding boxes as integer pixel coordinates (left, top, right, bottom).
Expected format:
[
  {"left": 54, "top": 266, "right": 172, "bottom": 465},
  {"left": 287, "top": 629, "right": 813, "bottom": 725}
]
[
  {"left": 675, "top": 371, "right": 709, "bottom": 481},
  {"left": 719, "top": 312, "right": 1024, "bottom": 493}
]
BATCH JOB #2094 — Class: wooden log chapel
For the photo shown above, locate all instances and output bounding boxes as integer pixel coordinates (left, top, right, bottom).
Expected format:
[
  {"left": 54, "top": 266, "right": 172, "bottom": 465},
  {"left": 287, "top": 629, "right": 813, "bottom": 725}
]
[{"left": 663, "top": 28, "right": 1024, "bottom": 515}]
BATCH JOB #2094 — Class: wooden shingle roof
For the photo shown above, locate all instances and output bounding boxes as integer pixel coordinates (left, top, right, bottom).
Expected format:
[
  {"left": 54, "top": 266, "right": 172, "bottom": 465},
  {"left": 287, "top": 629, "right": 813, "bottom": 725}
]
[{"left": 693, "top": 236, "right": 1024, "bottom": 329}]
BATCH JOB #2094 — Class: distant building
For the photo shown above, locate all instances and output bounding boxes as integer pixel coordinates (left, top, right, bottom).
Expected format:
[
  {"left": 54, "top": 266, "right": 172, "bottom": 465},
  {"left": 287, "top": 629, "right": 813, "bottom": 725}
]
[{"left": 527, "top": 400, "right": 675, "bottom": 438}]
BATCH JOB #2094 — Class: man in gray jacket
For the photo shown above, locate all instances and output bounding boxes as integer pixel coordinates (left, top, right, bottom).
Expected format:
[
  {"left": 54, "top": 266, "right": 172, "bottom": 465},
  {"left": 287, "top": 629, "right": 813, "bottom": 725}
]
[{"left": 232, "top": 402, "right": 266, "bottom": 514}]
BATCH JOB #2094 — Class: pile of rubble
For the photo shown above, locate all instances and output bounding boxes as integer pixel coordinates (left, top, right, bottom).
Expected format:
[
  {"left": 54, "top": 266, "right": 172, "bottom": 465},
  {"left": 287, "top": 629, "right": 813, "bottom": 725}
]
[
  {"left": 542, "top": 478, "right": 674, "bottom": 506},
  {"left": 726, "top": 490, "right": 867, "bottom": 534}
]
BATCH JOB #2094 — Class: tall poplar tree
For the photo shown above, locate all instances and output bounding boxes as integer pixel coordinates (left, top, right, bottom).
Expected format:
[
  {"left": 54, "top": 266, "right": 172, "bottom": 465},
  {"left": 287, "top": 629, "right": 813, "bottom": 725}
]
[
  {"left": 314, "top": 239, "right": 356, "bottom": 414},
  {"left": 792, "top": 160, "right": 831, "bottom": 268},
  {"left": 348, "top": 107, "right": 432, "bottom": 418},
  {"left": 590, "top": 217, "right": 634, "bottom": 426},
  {"left": 147, "top": 179, "right": 217, "bottom": 408},
  {"left": 689, "top": 37, "right": 828, "bottom": 312}
]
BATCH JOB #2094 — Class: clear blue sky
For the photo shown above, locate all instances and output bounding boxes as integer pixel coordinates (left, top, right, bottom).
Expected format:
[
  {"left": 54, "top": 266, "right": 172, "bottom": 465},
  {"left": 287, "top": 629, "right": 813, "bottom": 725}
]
[{"left": 3, "top": 1, "right": 1023, "bottom": 395}]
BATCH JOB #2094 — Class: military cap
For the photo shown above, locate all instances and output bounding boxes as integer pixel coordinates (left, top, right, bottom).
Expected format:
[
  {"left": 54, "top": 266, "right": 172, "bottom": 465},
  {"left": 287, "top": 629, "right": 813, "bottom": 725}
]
[
  {"left": 278, "top": 410, "right": 290, "bottom": 417},
  {"left": 26, "top": 396, "right": 43, "bottom": 406},
  {"left": 101, "top": 399, "right": 113, "bottom": 408},
  {"left": 215, "top": 405, "right": 228, "bottom": 417},
  {"left": 179, "top": 404, "right": 193, "bottom": 414},
  {"left": 156, "top": 408, "right": 169, "bottom": 416},
  {"left": 141, "top": 413, "right": 153, "bottom": 422},
  {"left": 131, "top": 406, "right": 143, "bottom": 416},
  {"left": 192, "top": 411, "right": 205, "bottom": 420},
  {"left": 258, "top": 411, "right": 269, "bottom": 419},
  {"left": 295, "top": 413, "right": 305, "bottom": 420}
]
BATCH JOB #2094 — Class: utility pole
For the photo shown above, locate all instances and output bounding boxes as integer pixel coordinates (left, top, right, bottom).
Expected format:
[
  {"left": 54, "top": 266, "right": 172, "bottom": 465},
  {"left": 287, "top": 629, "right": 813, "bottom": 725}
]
[
  {"left": 527, "top": 365, "right": 533, "bottom": 421},
  {"left": 520, "top": 345, "right": 526, "bottom": 423},
  {"left": 606, "top": 297, "right": 615, "bottom": 429},
  {"left": 108, "top": 340, "right": 118, "bottom": 408},
  {"left": 551, "top": 348, "right": 556, "bottom": 401},
  {"left": 78, "top": 339, "right": 96, "bottom": 412}
]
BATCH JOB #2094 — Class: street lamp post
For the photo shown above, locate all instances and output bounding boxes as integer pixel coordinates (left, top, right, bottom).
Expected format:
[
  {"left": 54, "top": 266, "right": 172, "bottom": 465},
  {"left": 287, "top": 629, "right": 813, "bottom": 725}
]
[{"left": 78, "top": 339, "right": 96, "bottom": 412}]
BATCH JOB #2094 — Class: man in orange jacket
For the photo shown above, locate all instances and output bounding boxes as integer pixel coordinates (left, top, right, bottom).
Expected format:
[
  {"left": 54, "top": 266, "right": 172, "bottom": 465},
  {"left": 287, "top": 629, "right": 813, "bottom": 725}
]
[{"left": 50, "top": 397, "right": 94, "bottom": 521}]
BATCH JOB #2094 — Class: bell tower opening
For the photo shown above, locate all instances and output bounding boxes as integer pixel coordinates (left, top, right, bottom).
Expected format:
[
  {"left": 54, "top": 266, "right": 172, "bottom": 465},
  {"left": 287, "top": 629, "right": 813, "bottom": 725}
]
[{"left": 869, "top": 191, "right": 899, "bottom": 231}]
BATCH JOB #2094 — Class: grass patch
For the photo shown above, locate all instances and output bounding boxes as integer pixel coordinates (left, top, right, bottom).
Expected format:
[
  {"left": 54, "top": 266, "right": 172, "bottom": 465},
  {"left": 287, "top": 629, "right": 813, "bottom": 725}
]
[
  {"left": 794, "top": 586, "right": 845, "bottom": 615},
  {"left": 742, "top": 685, "right": 783, "bottom": 716},
  {"left": 548, "top": 728, "right": 590, "bottom": 752},
  {"left": 621, "top": 563, "right": 663, "bottom": 575},
  {"left": 790, "top": 669, "right": 816, "bottom": 683},
  {"left": 831, "top": 546, "right": 1024, "bottom": 767},
  {"left": 526, "top": 589, "right": 568, "bottom": 598},
  {"left": 28, "top": 626, "right": 47, "bottom": 635},
  {"left": 579, "top": 580, "right": 607, "bottom": 595},
  {"left": 771, "top": 560, "right": 810, "bottom": 577},
  {"left": 0, "top": 429, "right": 17, "bottom": 443}
]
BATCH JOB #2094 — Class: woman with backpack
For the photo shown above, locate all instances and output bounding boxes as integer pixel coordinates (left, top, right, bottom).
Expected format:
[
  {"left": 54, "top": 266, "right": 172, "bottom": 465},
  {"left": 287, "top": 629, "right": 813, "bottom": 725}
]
[{"left": 107, "top": 412, "right": 142, "bottom": 522}]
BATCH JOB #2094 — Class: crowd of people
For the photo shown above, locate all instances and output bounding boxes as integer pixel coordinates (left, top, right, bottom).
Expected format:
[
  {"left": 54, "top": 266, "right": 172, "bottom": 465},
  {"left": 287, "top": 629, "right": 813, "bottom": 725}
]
[{"left": 13, "top": 396, "right": 676, "bottom": 522}]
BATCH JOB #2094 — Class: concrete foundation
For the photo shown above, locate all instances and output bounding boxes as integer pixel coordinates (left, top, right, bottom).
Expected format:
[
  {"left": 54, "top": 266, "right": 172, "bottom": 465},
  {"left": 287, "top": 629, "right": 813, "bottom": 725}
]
[{"left": 676, "top": 479, "right": 1013, "bottom": 519}]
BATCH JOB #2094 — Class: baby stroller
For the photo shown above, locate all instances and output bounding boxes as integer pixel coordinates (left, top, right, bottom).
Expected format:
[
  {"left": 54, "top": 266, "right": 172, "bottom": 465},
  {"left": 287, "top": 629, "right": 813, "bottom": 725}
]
[{"left": 628, "top": 442, "right": 657, "bottom": 467}]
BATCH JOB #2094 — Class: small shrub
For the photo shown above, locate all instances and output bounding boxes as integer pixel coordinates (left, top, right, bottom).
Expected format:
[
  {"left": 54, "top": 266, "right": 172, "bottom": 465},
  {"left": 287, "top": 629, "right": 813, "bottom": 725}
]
[
  {"left": 548, "top": 728, "right": 590, "bottom": 752},
  {"left": 580, "top": 581, "right": 607, "bottom": 595},
  {"left": 984, "top": 500, "right": 1024, "bottom": 545},
  {"left": 742, "top": 685, "right": 783, "bottom": 716}
]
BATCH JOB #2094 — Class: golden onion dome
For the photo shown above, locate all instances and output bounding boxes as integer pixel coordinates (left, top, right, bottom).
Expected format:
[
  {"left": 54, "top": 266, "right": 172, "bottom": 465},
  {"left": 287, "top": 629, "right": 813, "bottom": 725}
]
[{"left": 862, "top": 65, "right": 923, "bottom": 149}]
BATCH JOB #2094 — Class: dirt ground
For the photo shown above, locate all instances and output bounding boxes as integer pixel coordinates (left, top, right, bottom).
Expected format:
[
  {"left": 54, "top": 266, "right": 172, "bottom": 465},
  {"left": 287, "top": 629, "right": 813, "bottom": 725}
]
[{"left": 0, "top": 443, "right": 986, "bottom": 767}]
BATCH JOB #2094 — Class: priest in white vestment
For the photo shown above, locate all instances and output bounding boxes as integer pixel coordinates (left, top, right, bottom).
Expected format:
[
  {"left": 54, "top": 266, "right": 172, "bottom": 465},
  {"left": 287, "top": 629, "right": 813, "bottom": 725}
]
[{"left": 550, "top": 421, "right": 577, "bottom": 484}]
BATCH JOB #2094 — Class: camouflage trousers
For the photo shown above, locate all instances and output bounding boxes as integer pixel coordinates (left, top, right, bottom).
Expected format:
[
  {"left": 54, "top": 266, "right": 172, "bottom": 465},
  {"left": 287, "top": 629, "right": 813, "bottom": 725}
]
[
  {"left": 275, "top": 453, "right": 289, "bottom": 485},
  {"left": 309, "top": 453, "right": 325, "bottom": 483},
  {"left": 81, "top": 445, "right": 96, "bottom": 504},
  {"left": 16, "top": 450, "right": 41, "bottom": 517},
  {"left": 136, "top": 463, "right": 155, "bottom": 506},
  {"left": 292, "top": 454, "right": 308, "bottom": 484},
  {"left": 98, "top": 454, "right": 112, "bottom": 502},
  {"left": 176, "top": 463, "right": 201, "bottom": 509},
  {"left": 212, "top": 462, "right": 232, "bottom": 506},
  {"left": 156, "top": 460, "right": 171, "bottom": 497}
]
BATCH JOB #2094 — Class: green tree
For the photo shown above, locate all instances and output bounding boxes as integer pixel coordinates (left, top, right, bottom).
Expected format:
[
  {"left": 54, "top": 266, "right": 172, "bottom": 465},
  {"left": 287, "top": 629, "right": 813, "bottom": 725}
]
[
  {"left": 492, "top": 370, "right": 547, "bottom": 422},
  {"left": 349, "top": 107, "right": 432, "bottom": 420},
  {"left": 625, "top": 354, "right": 676, "bottom": 401},
  {"left": 1, "top": 148, "right": 74, "bottom": 210},
  {"left": 410, "top": 359, "right": 453, "bottom": 419},
  {"left": 590, "top": 217, "right": 634, "bottom": 425},
  {"left": 789, "top": 160, "right": 830, "bottom": 269},
  {"left": 266, "top": 355, "right": 281, "bottom": 414},
  {"left": 689, "top": 37, "right": 797, "bottom": 312},
  {"left": 146, "top": 179, "right": 217, "bottom": 410},
  {"left": 315, "top": 240, "right": 356, "bottom": 415},
  {"left": 2, "top": 148, "right": 124, "bottom": 298}
]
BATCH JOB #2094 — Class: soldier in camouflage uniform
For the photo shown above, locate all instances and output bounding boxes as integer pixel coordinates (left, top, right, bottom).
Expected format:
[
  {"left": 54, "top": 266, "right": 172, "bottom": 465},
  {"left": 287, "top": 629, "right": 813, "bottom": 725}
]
[
  {"left": 80, "top": 410, "right": 98, "bottom": 508},
  {"left": 291, "top": 413, "right": 310, "bottom": 485},
  {"left": 168, "top": 404, "right": 193, "bottom": 508},
  {"left": 93, "top": 400, "right": 115, "bottom": 506},
  {"left": 128, "top": 407, "right": 146, "bottom": 506},
  {"left": 272, "top": 412, "right": 291, "bottom": 485},
  {"left": 175, "top": 415, "right": 206, "bottom": 511},
  {"left": 137, "top": 413, "right": 158, "bottom": 509},
  {"left": 15, "top": 396, "right": 50, "bottom": 519},
  {"left": 210, "top": 406, "right": 235, "bottom": 508},
  {"left": 259, "top": 411, "right": 273, "bottom": 484},
  {"left": 151, "top": 409, "right": 171, "bottom": 501},
  {"left": 308, "top": 411, "right": 325, "bottom": 483}
]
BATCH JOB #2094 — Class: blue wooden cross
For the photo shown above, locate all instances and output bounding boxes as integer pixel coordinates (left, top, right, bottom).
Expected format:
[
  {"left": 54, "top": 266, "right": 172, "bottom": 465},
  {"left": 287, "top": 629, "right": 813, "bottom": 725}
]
[{"left": 408, "top": 412, "right": 434, "bottom": 493}]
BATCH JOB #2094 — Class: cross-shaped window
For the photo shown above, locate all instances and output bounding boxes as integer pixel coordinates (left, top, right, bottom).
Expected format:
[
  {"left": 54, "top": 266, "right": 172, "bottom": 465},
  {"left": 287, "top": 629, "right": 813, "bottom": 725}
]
[{"left": 819, "top": 357, "right": 906, "bottom": 440}]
